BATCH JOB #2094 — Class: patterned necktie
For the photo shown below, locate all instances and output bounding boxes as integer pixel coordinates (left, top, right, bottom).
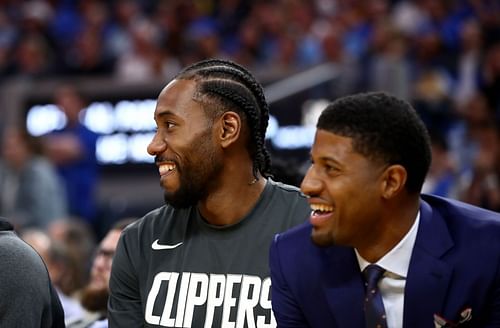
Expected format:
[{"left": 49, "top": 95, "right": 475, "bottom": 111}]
[{"left": 363, "top": 264, "right": 388, "bottom": 328}]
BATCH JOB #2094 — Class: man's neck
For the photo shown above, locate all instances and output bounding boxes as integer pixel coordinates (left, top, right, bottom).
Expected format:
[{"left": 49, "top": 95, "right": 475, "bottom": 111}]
[
  {"left": 197, "top": 176, "right": 267, "bottom": 226},
  {"left": 356, "top": 198, "right": 420, "bottom": 263}
]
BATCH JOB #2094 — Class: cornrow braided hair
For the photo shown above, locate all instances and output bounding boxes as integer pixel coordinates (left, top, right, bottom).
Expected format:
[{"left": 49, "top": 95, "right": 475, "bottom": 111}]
[{"left": 175, "top": 59, "right": 272, "bottom": 180}]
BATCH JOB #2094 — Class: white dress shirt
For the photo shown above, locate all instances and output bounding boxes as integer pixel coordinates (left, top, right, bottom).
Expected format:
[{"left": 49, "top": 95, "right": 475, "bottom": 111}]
[{"left": 356, "top": 212, "right": 420, "bottom": 328}]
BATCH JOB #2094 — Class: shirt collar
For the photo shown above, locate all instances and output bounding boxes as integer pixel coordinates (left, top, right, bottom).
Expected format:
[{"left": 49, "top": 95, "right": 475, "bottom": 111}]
[{"left": 356, "top": 211, "right": 420, "bottom": 278}]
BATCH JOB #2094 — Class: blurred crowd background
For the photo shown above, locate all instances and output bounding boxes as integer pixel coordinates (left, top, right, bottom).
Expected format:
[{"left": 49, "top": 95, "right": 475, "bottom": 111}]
[{"left": 0, "top": 0, "right": 499, "bottom": 323}]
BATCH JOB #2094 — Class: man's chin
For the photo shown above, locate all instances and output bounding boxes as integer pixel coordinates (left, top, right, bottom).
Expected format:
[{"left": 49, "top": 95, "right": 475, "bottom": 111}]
[
  {"left": 164, "top": 191, "right": 199, "bottom": 209},
  {"left": 310, "top": 230, "right": 334, "bottom": 248}
]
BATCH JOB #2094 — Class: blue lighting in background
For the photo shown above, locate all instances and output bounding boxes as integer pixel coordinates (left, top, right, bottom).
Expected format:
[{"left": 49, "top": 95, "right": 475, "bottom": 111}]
[{"left": 27, "top": 99, "right": 315, "bottom": 164}]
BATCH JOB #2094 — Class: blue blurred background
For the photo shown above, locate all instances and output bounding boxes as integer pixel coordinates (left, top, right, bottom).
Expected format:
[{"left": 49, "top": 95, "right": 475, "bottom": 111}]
[{"left": 0, "top": 0, "right": 499, "bottom": 241}]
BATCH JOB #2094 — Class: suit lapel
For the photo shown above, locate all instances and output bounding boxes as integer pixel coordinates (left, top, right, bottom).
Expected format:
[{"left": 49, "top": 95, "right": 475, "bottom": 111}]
[
  {"left": 322, "top": 247, "right": 365, "bottom": 328},
  {"left": 403, "top": 199, "right": 454, "bottom": 327}
]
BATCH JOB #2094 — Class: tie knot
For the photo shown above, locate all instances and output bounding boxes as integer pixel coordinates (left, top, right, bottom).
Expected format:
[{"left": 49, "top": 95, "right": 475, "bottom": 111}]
[{"left": 363, "top": 264, "right": 385, "bottom": 289}]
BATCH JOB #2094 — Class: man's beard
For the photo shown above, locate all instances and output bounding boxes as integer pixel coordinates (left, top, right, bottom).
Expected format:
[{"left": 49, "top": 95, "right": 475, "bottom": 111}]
[
  {"left": 80, "top": 285, "right": 109, "bottom": 313},
  {"left": 164, "top": 170, "right": 208, "bottom": 208},
  {"left": 163, "top": 129, "right": 223, "bottom": 209}
]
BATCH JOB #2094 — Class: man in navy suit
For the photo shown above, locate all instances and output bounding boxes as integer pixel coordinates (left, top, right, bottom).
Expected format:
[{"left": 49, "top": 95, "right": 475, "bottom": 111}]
[{"left": 270, "top": 92, "right": 500, "bottom": 327}]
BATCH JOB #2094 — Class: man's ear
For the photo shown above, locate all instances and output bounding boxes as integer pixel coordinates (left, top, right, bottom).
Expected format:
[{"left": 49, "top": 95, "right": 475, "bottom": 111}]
[
  {"left": 219, "top": 111, "right": 241, "bottom": 148},
  {"left": 381, "top": 164, "right": 407, "bottom": 199}
]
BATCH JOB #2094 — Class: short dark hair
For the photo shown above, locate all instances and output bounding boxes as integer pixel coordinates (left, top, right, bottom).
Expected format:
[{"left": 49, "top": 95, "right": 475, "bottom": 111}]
[
  {"left": 175, "top": 59, "right": 272, "bottom": 179},
  {"left": 317, "top": 92, "right": 432, "bottom": 193}
]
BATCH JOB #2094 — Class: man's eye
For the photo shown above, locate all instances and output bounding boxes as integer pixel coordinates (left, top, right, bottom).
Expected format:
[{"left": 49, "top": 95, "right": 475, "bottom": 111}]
[
  {"left": 166, "top": 122, "right": 176, "bottom": 129},
  {"left": 325, "top": 164, "right": 338, "bottom": 174}
]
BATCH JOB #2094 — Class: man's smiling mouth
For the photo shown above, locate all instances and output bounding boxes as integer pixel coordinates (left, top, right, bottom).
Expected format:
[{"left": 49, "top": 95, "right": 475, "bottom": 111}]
[
  {"left": 158, "top": 163, "right": 176, "bottom": 176},
  {"left": 310, "top": 203, "right": 334, "bottom": 216}
]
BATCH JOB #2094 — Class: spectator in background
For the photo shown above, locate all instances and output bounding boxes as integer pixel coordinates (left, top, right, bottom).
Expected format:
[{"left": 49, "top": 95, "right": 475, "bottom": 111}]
[
  {"left": 458, "top": 120, "right": 500, "bottom": 211},
  {"left": 320, "top": 21, "right": 363, "bottom": 99},
  {"left": 21, "top": 221, "right": 95, "bottom": 324},
  {"left": 63, "top": 0, "right": 114, "bottom": 76},
  {"left": 21, "top": 226, "right": 92, "bottom": 326},
  {"left": 185, "top": 18, "right": 225, "bottom": 65},
  {"left": 0, "top": 10, "right": 16, "bottom": 78},
  {"left": 453, "top": 19, "right": 483, "bottom": 110},
  {"left": 12, "top": 34, "right": 54, "bottom": 78},
  {"left": 422, "top": 130, "right": 458, "bottom": 198},
  {"left": 0, "top": 217, "right": 65, "bottom": 327},
  {"left": 9, "top": 0, "right": 58, "bottom": 78},
  {"left": 0, "top": 126, "right": 67, "bottom": 230},
  {"left": 114, "top": 18, "right": 181, "bottom": 82},
  {"left": 366, "top": 21, "right": 412, "bottom": 100},
  {"left": 448, "top": 93, "right": 499, "bottom": 212},
  {"left": 43, "top": 85, "right": 99, "bottom": 225},
  {"left": 447, "top": 93, "right": 488, "bottom": 174},
  {"left": 64, "top": 27, "right": 114, "bottom": 76},
  {"left": 412, "top": 69, "right": 456, "bottom": 134},
  {"left": 105, "top": 0, "right": 142, "bottom": 59},
  {"left": 22, "top": 218, "right": 96, "bottom": 326},
  {"left": 48, "top": 218, "right": 98, "bottom": 287},
  {"left": 480, "top": 42, "right": 500, "bottom": 114},
  {"left": 68, "top": 218, "right": 136, "bottom": 328}
]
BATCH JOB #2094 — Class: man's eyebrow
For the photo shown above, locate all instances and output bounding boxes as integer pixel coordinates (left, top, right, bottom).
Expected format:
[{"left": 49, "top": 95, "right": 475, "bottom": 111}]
[
  {"left": 156, "top": 110, "right": 175, "bottom": 118},
  {"left": 319, "top": 155, "right": 338, "bottom": 162},
  {"left": 317, "top": 155, "right": 343, "bottom": 167}
]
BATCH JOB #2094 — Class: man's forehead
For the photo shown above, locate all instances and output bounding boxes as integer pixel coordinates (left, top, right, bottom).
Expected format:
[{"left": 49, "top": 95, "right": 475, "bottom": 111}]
[
  {"left": 163, "top": 78, "right": 178, "bottom": 91},
  {"left": 311, "top": 130, "right": 358, "bottom": 158},
  {"left": 157, "top": 80, "right": 197, "bottom": 106},
  {"left": 154, "top": 80, "right": 209, "bottom": 123},
  {"left": 160, "top": 78, "right": 196, "bottom": 95}
]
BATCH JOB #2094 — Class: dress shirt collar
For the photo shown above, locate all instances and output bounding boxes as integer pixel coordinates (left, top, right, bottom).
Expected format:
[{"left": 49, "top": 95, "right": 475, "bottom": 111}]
[{"left": 356, "top": 211, "right": 420, "bottom": 278}]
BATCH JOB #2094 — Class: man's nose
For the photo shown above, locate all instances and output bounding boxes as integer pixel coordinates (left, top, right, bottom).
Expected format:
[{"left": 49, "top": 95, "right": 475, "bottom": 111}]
[
  {"left": 147, "top": 132, "right": 167, "bottom": 156},
  {"left": 300, "top": 166, "right": 322, "bottom": 196}
]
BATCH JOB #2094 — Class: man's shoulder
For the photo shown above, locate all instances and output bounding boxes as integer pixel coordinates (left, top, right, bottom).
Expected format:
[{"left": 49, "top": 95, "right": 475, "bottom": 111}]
[
  {"left": 267, "top": 179, "right": 306, "bottom": 197},
  {"left": 120, "top": 205, "right": 192, "bottom": 244},
  {"left": 0, "top": 227, "right": 50, "bottom": 288},
  {"left": 271, "top": 222, "right": 348, "bottom": 274},
  {"left": 266, "top": 179, "right": 309, "bottom": 209},
  {"left": 0, "top": 228, "right": 34, "bottom": 258},
  {"left": 128, "top": 204, "right": 190, "bottom": 225},
  {"left": 421, "top": 194, "right": 500, "bottom": 227},
  {"left": 273, "top": 222, "right": 314, "bottom": 255},
  {"left": 421, "top": 194, "right": 500, "bottom": 248},
  {"left": 122, "top": 206, "right": 165, "bottom": 232},
  {"left": 261, "top": 179, "right": 310, "bottom": 227}
]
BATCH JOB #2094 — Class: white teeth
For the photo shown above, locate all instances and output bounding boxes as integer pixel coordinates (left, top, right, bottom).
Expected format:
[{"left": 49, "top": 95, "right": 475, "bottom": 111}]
[
  {"left": 310, "top": 204, "right": 334, "bottom": 213},
  {"left": 159, "top": 164, "right": 176, "bottom": 175}
]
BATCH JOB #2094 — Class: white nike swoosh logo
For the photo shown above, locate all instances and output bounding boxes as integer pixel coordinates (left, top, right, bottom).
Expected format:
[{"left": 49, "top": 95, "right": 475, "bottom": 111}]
[{"left": 151, "top": 239, "right": 183, "bottom": 250}]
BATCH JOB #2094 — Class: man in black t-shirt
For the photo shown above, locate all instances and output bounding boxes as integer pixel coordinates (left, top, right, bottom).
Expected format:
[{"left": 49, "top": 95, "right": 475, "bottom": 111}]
[{"left": 108, "top": 59, "right": 310, "bottom": 327}]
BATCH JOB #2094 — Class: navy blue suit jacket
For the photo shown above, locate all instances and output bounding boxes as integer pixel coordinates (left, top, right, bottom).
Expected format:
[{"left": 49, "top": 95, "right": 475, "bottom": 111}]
[{"left": 270, "top": 194, "right": 500, "bottom": 327}]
